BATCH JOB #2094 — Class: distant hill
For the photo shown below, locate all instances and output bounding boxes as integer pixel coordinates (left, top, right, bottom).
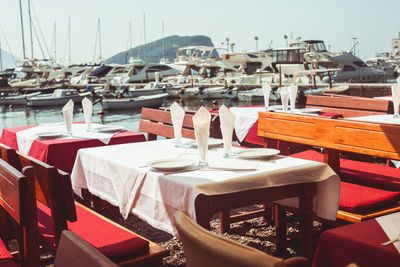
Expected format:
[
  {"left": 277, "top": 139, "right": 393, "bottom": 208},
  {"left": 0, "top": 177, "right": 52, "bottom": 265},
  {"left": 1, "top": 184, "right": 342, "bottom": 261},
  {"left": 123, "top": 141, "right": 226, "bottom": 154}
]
[
  {"left": 106, "top": 35, "right": 215, "bottom": 64},
  {"left": 0, "top": 49, "right": 18, "bottom": 70}
]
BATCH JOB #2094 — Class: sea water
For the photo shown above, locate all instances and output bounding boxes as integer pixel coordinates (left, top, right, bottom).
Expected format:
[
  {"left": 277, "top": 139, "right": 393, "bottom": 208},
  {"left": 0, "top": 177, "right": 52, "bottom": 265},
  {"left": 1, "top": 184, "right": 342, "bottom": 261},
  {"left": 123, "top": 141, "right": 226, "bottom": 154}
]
[{"left": 0, "top": 98, "right": 259, "bottom": 134}]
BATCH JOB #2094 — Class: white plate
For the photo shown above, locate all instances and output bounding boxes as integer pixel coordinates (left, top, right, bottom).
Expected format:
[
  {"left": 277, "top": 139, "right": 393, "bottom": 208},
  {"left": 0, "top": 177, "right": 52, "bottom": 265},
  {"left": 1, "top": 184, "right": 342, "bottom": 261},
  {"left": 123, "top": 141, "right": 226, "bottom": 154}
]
[
  {"left": 188, "top": 138, "right": 223, "bottom": 148},
  {"left": 296, "top": 108, "right": 322, "bottom": 113},
  {"left": 37, "top": 131, "right": 65, "bottom": 139},
  {"left": 148, "top": 158, "right": 196, "bottom": 171},
  {"left": 236, "top": 148, "right": 280, "bottom": 159},
  {"left": 94, "top": 125, "right": 124, "bottom": 133}
]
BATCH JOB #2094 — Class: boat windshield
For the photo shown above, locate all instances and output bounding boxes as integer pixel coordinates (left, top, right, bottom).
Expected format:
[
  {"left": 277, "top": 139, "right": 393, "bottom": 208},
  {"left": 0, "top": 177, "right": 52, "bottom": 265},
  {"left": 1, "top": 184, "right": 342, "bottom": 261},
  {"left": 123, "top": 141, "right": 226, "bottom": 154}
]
[{"left": 307, "top": 41, "right": 327, "bottom": 52}]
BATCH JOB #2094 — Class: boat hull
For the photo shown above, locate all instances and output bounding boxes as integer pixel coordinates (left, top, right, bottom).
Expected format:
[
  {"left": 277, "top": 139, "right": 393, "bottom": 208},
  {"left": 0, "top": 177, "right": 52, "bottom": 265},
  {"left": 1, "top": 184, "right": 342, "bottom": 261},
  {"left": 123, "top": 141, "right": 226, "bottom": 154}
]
[
  {"left": 101, "top": 93, "right": 168, "bottom": 110},
  {"left": 27, "top": 92, "right": 90, "bottom": 107}
]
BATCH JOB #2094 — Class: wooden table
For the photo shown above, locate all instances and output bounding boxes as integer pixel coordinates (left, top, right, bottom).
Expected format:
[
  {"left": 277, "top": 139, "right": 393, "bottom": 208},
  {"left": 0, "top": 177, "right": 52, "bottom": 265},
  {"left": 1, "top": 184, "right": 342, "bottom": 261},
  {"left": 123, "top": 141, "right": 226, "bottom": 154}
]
[
  {"left": 71, "top": 139, "right": 340, "bottom": 260},
  {"left": 0, "top": 124, "right": 146, "bottom": 172}
]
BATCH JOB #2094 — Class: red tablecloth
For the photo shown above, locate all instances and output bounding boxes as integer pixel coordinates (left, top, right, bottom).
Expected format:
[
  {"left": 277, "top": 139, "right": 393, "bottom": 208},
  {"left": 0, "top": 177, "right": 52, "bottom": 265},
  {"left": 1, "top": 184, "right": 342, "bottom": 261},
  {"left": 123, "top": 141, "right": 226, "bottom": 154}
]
[
  {"left": 210, "top": 106, "right": 342, "bottom": 149},
  {"left": 0, "top": 125, "right": 146, "bottom": 172},
  {"left": 313, "top": 219, "right": 400, "bottom": 267}
]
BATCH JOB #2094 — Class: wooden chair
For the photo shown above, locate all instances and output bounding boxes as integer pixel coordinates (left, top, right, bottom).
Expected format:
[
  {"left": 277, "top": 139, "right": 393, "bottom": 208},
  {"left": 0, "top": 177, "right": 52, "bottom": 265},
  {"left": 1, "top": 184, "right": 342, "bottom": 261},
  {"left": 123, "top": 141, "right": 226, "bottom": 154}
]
[
  {"left": 0, "top": 143, "right": 168, "bottom": 266},
  {"left": 139, "top": 107, "right": 222, "bottom": 140},
  {"left": 54, "top": 230, "right": 117, "bottom": 267},
  {"left": 173, "top": 210, "right": 309, "bottom": 267},
  {"left": 0, "top": 158, "right": 41, "bottom": 267},
  {"left": 257, "top": 111, "right": 400, "bottom": 223},
  {"left": 306, "top": 94, "right": 393, "bottom": 118}
]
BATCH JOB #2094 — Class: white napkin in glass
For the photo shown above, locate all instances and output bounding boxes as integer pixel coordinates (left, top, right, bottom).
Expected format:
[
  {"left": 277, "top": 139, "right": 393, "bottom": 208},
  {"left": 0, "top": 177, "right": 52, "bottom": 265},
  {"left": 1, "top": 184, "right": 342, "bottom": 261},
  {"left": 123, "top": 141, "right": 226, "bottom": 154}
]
[
  {"left": 62, "top": 100, "right": 74, "bottom": 134},
  {"left": 170, "top": 102, "right": 185, "bottom": 144},
  {"left": 219, "top": 105, "right": 235, "bottom": 156},
  {"left": 262, "top": 83, "right": 272, "bottom": 109},
  {"left": 288, "top": 85, "right": 298, "bottom": 111},
  {"left": 192, "top": 106, "right": 211, "bottom": 162},
  {"left": 82, "top": 97, "right": 93, "bottom": 130},
  {"left": 280, "top": 87, "right": 289, "bottom": 112},
  {"left": 391, "top": 84, "right": 400, "bottom": 116}
]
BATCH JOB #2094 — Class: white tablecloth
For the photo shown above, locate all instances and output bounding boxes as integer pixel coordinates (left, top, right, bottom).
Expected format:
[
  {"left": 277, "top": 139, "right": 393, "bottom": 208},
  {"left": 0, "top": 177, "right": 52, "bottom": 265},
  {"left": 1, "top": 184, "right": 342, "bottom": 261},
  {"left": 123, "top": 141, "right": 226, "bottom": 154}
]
[
  {"left": 16, "top": 123, "right": 119, "bottom": 154},
  {"left": 71, "top": 139, "right": 340, "bottom": 234},
  {"left": 373, "top": 96, "right": 392, "bottom": 101},
  {"left": 347, "top": 114, "right": 400, "bottom": 125}
]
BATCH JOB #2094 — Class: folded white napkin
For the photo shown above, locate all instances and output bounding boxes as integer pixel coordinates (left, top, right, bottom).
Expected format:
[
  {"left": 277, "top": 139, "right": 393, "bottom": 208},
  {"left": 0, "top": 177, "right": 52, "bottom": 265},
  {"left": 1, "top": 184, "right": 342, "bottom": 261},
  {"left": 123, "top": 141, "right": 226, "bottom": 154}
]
[
  {"left": 62, "top": 100, "right": 74, "bottom": 134},
  {"left": 192, "top": 107, "right": 211, "bottom": 163},
  {"left": 391, "top": 84, "right": 400, "bottom": 116},
  {"left": 170, "top": 102, "right": 185, "bottom": 144},
  {"left": 230, "top": 107, "right": 262, "bottom": 142},
  {"left": 280, "top": 87, "right": 289, "bottom": 112},
  {"left": 219, "top": 105, "right": 235, "bottom": 155},
  {"left": 376, "top": 212, "right": 400, "bottom": 253},
  {"left": 288, "top": 85, "right": 298, "bottom": 111},
  {"left": 262, "top": 83, "right": 272, "bottom": 109},
  {"left": 82, "top": 97, "right": 93, "bottom": 130}
]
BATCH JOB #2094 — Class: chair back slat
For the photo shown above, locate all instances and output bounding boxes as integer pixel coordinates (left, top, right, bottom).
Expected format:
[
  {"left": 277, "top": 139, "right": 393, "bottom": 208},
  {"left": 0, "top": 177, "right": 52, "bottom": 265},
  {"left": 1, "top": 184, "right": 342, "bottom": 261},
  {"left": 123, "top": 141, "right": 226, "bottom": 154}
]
[
  {"left": 0, "top": 159, "right": 41, "bottom": 266},
  {"left": 306, "top": 95, "right": 393, "bottom": 118},
  {"left": 15, "top": 151, "right": 77, "bottom": 247},
  {"left": 139, "top": 107, "right": 221, "bottom": 140}
]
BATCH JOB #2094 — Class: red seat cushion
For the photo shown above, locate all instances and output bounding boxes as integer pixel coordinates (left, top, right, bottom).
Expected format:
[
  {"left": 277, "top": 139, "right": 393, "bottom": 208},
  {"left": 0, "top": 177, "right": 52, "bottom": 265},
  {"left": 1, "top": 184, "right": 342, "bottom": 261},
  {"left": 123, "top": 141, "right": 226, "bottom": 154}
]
[
  {"left": 290, "top": 150, "right": 400, "bottom": 213},
  {"left": 37, "top": 201, "right": 149, "bottom": 260},
  {"left": 291, "top": 150, "right": 400, "bottom": 191},
  {"left": 340, "top": 182, "right": 400, "bottom": 213},
  {"left": 0, "top": 240, "right": 12, "bottom": 260},
  {"left": 0, "top": 260, "right": 19, "bottom": 267}
]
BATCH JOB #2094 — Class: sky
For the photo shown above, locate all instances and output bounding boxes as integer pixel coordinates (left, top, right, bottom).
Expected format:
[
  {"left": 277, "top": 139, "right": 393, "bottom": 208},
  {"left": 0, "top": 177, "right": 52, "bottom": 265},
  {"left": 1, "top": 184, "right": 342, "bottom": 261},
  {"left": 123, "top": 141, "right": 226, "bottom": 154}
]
[{"left": 1, "top": 0, "right": 400, "bottom": 65}]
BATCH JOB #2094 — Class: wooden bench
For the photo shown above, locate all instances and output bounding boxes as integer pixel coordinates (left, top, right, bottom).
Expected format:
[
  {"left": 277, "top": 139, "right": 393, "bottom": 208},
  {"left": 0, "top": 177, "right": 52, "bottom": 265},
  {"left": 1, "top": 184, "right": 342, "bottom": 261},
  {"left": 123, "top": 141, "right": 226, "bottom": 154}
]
[
  {"left": 0, "top": 143, "right": 168, "bottom": 266},
  {"left": 55, "top": 230, "right": 117, "bottom": 267},
  {"left": 0, "top": 158, "right": 41, "bottom": 266},
  {"left": 306, "top": 94, "right": 393, "bottom": 118},
  {"left": 258, "top": 111, "right": 400, "bottom": 223},
  {"left": 139, "top": 107, "right": 222, "bottom": 140}
]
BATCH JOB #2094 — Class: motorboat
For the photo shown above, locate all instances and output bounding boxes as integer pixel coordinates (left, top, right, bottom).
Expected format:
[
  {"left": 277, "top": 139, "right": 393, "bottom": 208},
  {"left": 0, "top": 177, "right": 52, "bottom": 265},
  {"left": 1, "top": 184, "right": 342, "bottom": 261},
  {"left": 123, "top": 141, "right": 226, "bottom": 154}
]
[
  {"left": 303, "top": 85, "right": 350, "bottom": 96},
  {"left": 101, "top": 93, "right": 168, "bottom": 110},
  {"left": 238, "top": 88, "right": 280, "bottom": 102},
  {"left": 27, "top": 89, "right": 90, "bottom": 107},
  {"left": 126, "top": 63, "right": 181, "bottom": 83},
  {"left": 196, "top": 87, "right": 238, "bottom": 99},
  {"left": 0, "top": 91, "right": 41, "bottom": 105}
]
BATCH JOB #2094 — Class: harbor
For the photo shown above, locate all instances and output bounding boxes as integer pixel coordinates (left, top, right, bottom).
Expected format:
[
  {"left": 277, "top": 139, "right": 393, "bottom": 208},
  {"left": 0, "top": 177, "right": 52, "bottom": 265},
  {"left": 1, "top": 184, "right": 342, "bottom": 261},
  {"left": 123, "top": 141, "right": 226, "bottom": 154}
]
[{"left": 1, "top": 1, "right": 400, "bottom": 267}]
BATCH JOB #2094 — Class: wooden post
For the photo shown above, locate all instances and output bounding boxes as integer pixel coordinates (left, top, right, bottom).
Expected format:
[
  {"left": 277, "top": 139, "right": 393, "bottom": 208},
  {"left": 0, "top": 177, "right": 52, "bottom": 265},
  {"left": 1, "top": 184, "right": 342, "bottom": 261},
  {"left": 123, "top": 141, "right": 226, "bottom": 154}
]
[
  {"left": 279, "top": 65, "right": 282, "bottom": 87},
  {"left": 328, "top": 71, "right": 332, "bottom": 88},
  {"left": 313, "top": 75, "right": 317, "bottom": 89}
]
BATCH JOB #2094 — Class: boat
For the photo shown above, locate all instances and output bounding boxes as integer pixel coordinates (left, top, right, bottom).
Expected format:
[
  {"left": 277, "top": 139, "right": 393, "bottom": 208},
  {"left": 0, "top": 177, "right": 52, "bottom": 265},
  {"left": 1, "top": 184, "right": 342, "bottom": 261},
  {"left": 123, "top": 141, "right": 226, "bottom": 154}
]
[
  {"left": 126, "top": 82, "right": 170, "bottom": 97},
  {"left": 101, "top": 93, "right": 168, "bottom": 110},
  {"left": 196, "top": 87, "right": 238, "bottom": 99},
  {"left": 26, "top": 89, "right": 90, "bottom": 107},
  {"left": 238, "top": 88, "right": 280, "bottom": 102},
  {"left": 0, "top": 91, "right": 41, "bottom": 105},
  {"left": 303, "top": 85, "right": 350, "bottom": 96}
]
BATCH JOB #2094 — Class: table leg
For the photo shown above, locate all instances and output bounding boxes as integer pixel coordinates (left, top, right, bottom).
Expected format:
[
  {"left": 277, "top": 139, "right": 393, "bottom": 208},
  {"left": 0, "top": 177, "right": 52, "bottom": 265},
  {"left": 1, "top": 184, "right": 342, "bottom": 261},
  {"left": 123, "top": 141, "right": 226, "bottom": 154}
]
[
  {"left": 195, "top": 194, "right": 212, "bottom": 230},
  {"left": 275, "top": 205, "right": 287, "bottom": 256},
  {"left": 299, "top": 184, "right": 315, "bottom": 260}
]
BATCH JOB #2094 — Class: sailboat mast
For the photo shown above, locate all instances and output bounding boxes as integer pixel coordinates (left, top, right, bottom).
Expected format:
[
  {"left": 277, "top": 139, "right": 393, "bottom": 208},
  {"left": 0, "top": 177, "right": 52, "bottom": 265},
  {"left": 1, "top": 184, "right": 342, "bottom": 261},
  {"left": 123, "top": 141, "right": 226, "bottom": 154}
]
[
  {"left": 143, "top": 13, "right": 146, "bottom": 61},
  {"left": 0, "top": 41, "right": 3, "bottom": 71},
  {"left": 53, "top": 22, "right": 56, "bottom": 63},
  {"left": 19, "top": 0, "right": 26, "bottom": 59},
  {"left": 162, "top": 20, "right": 165, "bottom": 60},
  {"left": 28, "top": 0, "right": 33, "bottom": 58},
  {"left": 98, "top": 18, "right": 102, "bottom": 62},
  {"left": 68, "top": 17, "right": 71, "bottom": 64}
]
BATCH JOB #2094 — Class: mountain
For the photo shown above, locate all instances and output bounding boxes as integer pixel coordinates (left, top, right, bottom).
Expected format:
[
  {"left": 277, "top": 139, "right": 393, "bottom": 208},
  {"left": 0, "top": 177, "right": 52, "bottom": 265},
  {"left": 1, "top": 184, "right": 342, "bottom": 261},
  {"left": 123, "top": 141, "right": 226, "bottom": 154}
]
[
  {"left": 106, "top": 35, "right": 214, "bottom": 64},
  {"left": 0, "top": 49, "right": 18, "bottom": 70}
]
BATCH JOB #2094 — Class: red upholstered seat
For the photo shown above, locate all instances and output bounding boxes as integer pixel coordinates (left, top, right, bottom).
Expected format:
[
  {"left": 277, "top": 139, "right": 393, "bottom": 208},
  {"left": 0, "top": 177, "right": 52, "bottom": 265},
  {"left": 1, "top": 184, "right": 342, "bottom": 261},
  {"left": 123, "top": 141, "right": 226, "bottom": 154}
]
[
  {"left": 0, "top": 260, "right": 19, "bottom": 267},
  {"left": 340, "top": 182, "right": 400, "bottom": 213},
  {"left": 290, "top": 150, "right": 400, "bottom": 191},
  {"left": 36, "top": 201, "right": 149, "bottom": 260},
  {"left": 290, "top": 150, "right": 400, "bottom": 213}
]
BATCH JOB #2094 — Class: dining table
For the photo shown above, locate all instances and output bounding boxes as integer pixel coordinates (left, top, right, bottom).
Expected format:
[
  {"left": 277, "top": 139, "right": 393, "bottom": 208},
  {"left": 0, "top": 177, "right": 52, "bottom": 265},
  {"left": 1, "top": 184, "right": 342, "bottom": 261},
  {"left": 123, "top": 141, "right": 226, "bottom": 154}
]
[
  {"left": 70, "top": 138, "right": 341, "bottom": 259},
  {"left": 0, "top": 123, "right": 146, "bottom": 172},
  {"left": 347, "top": 114, "right": 400, "bottom": 125},
  {"left": 210, "top": 106, "right": 342, "bottom": 150},
  {"left": 313, "top": 212, "right": 400, "bottom": 267}
]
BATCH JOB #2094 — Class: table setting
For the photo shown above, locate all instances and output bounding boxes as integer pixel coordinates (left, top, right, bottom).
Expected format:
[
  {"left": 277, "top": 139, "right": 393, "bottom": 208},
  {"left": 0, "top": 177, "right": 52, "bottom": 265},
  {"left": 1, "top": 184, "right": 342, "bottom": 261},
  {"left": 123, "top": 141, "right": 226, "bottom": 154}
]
[{"left": 71, "top": 102, "right": 340, "bottom": 235}]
